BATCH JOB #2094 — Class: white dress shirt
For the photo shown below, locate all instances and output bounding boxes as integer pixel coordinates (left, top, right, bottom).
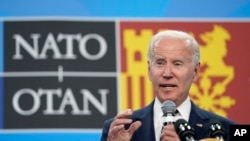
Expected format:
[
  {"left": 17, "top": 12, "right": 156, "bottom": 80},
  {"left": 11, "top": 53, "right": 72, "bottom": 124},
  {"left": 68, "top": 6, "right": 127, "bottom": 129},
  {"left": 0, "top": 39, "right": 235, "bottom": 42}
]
[{"left": 153, "top": 96, "right": 191, "bottom": 141}]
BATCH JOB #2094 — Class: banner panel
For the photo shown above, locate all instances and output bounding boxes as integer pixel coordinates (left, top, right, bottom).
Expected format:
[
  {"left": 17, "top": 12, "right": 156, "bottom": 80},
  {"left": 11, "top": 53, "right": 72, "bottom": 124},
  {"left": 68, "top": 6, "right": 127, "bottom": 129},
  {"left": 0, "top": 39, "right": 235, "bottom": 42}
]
[
  {"left": 119, "top": 21, "right": 250, "bottom": 124},
  {"left": 3, "top": 20, "right": 118, "bottom": 129}
]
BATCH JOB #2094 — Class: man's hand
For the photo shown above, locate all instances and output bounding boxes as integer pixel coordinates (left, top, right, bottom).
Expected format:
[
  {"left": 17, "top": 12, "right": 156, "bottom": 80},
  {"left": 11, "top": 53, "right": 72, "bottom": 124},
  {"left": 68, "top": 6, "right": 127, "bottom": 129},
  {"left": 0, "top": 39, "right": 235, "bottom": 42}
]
[
  {"left": 107, "top": 109, "right": 142, "bottom": 141},
  {"left": 160, "top": 124, "right": 181, "bottom": 141}
]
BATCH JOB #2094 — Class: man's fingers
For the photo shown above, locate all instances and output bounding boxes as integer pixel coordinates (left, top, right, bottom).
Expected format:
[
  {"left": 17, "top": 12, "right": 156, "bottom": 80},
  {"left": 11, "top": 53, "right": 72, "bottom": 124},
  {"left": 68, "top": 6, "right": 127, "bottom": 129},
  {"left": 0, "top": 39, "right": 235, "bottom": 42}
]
[
  {"left": 110, "top": 109, "right": 133, "bottom": 127},
  {"left": 110, "top": 118, "right": 133, "bottom": 128},
  {"left": 161, "top": 125, "right": 180, "bottom": 141},
  {"left": 115, "top": 109, "right": 133, "bottom": 119},
  {"left": 127, "top": 121, "right": 142, "bottom": 134},
  {"left": 108, "top": 109, "right": 137, "bottom": 138},
  {"left": 109, "top": 124, "right": 124, "bottom": 134}
]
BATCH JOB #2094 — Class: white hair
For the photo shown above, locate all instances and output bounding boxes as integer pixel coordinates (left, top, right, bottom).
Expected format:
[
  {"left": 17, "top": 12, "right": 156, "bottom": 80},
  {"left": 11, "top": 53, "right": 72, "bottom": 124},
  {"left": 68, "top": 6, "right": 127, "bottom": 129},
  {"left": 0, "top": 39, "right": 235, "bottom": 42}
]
[{"left": 147, "top": 30, "right": 200, "bottom": 65}]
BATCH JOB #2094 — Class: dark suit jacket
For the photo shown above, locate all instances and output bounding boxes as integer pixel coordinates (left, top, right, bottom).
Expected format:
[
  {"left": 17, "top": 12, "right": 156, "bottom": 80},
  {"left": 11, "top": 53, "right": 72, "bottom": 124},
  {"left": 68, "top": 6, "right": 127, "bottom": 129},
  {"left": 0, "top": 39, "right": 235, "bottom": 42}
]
[{"left": 100, "top": 100, "right": 236, "bottom": 141}]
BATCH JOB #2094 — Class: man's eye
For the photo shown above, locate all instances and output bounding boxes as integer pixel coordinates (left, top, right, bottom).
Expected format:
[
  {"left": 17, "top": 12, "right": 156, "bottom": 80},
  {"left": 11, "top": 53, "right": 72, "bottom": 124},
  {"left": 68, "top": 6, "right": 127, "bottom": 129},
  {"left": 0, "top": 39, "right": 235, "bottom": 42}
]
[
  {"left": 174, "top": 63, "right": 182, "bottom": 66},
  {"left": 156, "top": 61, "right": 165, "bottom": 65}
]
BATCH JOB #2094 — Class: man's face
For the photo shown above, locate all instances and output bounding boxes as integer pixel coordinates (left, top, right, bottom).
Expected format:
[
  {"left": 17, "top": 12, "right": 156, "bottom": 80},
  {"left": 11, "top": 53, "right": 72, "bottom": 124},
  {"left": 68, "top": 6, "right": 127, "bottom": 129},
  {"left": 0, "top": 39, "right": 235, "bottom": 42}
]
[{"left": 148, "top": 38, "right": 200, "bottom": 106}]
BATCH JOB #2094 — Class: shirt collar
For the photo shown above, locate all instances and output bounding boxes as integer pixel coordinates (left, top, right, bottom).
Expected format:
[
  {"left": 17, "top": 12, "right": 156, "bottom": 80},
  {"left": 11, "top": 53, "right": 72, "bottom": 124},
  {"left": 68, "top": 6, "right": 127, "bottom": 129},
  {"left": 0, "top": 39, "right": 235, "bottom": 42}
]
[
  {"left": 153, "top": 96, "right": 191, "bottom": 121},
  {"left": 153, "top": 97, "right": 163, "bottom": 120},
  {"left": 176, "top": 96, "right": 191, "bottom": 122}
]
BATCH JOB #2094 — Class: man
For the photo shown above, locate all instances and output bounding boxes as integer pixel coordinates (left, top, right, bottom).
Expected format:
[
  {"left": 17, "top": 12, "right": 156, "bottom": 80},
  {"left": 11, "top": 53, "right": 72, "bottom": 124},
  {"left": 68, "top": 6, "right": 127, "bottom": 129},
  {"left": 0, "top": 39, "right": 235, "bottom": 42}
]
[{"left": 100, "top": 30, "right": 236, "bottom": 141}]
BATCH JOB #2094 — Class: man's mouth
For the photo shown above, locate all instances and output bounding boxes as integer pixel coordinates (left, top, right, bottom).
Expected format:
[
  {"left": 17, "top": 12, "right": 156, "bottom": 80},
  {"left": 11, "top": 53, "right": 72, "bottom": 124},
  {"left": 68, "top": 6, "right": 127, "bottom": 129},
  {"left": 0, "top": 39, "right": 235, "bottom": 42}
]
[{"left": 159, "top": 84, "right": 177, "bottom": 88}]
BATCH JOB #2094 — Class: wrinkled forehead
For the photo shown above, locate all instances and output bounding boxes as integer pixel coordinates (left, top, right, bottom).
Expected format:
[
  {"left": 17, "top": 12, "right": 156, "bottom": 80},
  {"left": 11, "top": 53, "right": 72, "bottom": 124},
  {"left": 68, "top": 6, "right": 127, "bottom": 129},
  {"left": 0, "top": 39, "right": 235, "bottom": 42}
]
[{"left": 151, "top": 50, "right": 193, "bottom": 62}]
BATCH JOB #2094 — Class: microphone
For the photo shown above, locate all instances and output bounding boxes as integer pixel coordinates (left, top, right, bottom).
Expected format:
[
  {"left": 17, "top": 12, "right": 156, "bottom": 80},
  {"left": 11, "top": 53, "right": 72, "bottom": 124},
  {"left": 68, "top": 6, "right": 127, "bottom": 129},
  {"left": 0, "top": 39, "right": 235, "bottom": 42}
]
[
  {"left": 161, "top": 100, "right": 176, "bottom": 125},
  {"left": 175, "top": 119, "right": 196, "bottom": 141},
  {"left": 208, "top": 119, "right": 226, "bottom": 141}
]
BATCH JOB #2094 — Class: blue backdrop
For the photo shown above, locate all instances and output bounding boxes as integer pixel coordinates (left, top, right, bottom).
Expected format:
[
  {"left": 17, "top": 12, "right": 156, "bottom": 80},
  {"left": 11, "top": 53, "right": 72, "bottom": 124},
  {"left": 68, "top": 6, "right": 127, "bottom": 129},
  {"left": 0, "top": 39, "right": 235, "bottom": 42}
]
[{"left": 1, "top": 0, "right": 250, "bottom": 17}]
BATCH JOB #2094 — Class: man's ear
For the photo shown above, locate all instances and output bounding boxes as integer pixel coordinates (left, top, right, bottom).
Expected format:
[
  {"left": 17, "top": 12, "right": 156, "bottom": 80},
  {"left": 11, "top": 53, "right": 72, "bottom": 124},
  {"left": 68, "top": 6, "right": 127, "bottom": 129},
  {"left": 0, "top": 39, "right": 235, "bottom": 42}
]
[
  {"left": 148, "top": 61, "right": 152, "bottom": 81},
  {"left": 193, "top": 62, "right": 200, "bottom": 82}
]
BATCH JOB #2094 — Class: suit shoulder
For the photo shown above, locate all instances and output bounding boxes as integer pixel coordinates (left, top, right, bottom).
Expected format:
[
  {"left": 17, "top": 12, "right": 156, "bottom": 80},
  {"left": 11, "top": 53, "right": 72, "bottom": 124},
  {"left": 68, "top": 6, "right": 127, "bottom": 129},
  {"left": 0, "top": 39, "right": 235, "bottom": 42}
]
[
  {"left": 198, "top": 106, "right": 236, "bottom": 124},
  {"left": 191, "top": 101, "right": 236, "bottom": 125},
  {"left": 132, "top": 102, "right": 154, "bottom": 119}
]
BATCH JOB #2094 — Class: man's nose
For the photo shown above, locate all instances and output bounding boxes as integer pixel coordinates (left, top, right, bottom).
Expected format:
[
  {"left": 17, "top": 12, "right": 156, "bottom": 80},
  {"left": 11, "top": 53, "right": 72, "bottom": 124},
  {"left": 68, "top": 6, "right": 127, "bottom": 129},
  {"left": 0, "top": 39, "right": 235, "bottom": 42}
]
[{"left": 162, "top": 65, "right": 173, "bottom": 78}]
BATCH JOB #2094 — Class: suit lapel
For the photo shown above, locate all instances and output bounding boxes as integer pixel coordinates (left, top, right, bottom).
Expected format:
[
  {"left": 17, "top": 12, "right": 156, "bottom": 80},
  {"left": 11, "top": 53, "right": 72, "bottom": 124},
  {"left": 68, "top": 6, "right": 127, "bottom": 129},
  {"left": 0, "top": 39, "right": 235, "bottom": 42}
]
[{"left": 188, "top": 101, "right": 210, "bottom": 140}]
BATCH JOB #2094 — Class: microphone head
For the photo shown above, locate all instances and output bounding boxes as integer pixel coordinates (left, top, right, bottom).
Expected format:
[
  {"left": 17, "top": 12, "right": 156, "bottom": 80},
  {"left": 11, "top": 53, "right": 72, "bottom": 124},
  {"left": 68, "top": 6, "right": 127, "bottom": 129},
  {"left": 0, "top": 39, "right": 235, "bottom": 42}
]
[
  {"left": 175, "top": 119, "right": 196, "bottom": 141},
  {"left": 175, "top": 118, "right": 188, "bottom": 129},
  {"left": 161, "top": 100, "right": 176, "bottom": 116},
  {"left": 208, "top": 119, "right": 226, "bottom": 139}
]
